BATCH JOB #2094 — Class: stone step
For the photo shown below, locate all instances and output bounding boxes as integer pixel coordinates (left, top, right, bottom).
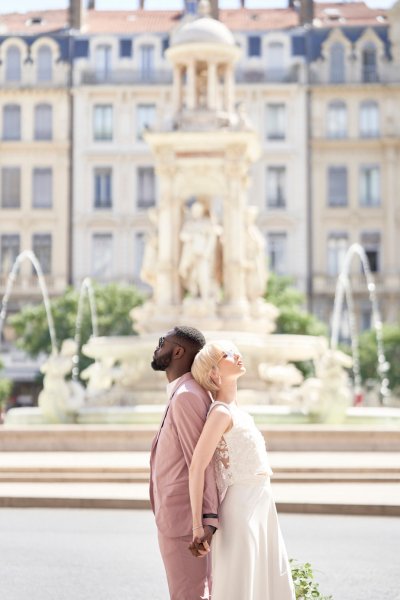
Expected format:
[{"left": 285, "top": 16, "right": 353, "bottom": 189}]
[
  {"left": 0, "top": 472, "right": 398, "bottom": 484},
  {"left": 0, "top": 481, "right": 399, "bottom": 517}
]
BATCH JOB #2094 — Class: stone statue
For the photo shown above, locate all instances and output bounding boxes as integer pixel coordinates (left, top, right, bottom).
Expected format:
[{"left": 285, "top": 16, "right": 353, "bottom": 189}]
[
  {"left": 179, "top": 201, "right": 221, "bottom": 306},
  {"left": 140, "top": 208, "right": 158, "bottom": 289},
  {"left": 38, "top": 339, "right": 85, "bottom": 423},
  {"left": 299, "top": 349, "right": 353, "bottom": 423},
  {"left": 244, "top": 206, "right": 268, "bottom": 312}
]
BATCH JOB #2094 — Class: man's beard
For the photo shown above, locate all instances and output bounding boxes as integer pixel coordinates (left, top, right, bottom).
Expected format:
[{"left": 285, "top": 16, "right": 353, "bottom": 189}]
[{"left": 151, "top": 349, "right": 173, "bottom": 371}]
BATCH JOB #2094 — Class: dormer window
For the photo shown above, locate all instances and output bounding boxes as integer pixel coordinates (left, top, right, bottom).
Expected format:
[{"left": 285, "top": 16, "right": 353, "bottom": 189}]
[
  {"left": 329, "top": 43, "right": 345, "bottom": 84},
  {"left": 362, "top": 43, "right": 378, "bottom": 83},
  {"left": 5, "top": 45, "right": 21, "bottom": 82},
  {"left": 248, "top": 36, "right": 261, "bottom": 58}
]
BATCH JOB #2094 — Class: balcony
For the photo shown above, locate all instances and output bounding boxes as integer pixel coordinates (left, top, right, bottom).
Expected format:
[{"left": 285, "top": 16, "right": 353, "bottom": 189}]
[
  {"left": 236, "top": 67, "right": 299, "bottom": 84},
  {"left": 81, "top": 69, "right": 173, "bottom": 85}
]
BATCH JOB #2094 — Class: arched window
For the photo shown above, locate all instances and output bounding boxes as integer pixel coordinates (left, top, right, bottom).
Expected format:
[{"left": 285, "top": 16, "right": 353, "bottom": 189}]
[
  {"left": 2, "top": 104, "right": 21, "bottom": 140},
  {"left": 266, "top": 42, "right": 285, "bottom": 81},
  {"left": 362, "top": 43, "right": 378, "bottom": 83},
  {"left": 37, "top": 45, "right": 52, "bottom": 82},
  {"left": 329, "top": 43, "right": 345, "bottom": 83},
  {"left": 359, "top": 101, "right": 379, "bottom": 138},
  {"left": 34, "top": 104, "right": 52, "bottom": 140},
  {"left": 327, "top": 100, "right": 347, "bottom": 139},
  {"left": 5, "top": 45, "right": 21, "bottom": 82},
  {"left": 95, "top": 44, "right": 112, "bottom": 81}
]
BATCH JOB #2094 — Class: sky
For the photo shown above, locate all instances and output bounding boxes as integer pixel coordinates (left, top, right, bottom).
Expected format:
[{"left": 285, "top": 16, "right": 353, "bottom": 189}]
[{"left": 1, "top": 0, "right": 397, "bottom": 13}]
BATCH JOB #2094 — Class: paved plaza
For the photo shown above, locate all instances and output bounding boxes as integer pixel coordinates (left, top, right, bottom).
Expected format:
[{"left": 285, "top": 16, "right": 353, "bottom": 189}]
[{"left": 0, "top": 508, "right": 399, "bottom": 600}]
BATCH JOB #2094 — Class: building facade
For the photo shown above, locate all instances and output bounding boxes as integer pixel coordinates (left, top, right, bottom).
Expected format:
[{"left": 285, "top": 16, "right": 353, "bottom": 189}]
[{"left": 0, "top": 0, "right": 399, "bottom": 340}]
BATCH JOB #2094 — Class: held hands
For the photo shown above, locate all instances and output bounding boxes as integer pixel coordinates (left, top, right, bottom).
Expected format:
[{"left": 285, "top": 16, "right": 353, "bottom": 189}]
[{"left": 188, "top": 525, "right": 212, "bottom": 558}]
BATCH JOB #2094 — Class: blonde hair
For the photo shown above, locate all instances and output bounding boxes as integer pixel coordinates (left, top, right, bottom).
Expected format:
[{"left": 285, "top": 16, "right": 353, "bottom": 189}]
[{"left": 191, "top": 342, "right": 226, "bottom": 398}]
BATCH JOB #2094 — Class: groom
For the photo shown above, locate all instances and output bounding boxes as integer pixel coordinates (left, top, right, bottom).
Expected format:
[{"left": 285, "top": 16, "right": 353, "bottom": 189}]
[{"left": 150, "top": 326, "right": 219, "bottom": 600}]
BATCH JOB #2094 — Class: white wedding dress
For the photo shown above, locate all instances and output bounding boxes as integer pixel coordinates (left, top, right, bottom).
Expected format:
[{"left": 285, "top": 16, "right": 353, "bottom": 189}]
[{"left": 209, "top": 402, "right": 296, "bottom": 600}]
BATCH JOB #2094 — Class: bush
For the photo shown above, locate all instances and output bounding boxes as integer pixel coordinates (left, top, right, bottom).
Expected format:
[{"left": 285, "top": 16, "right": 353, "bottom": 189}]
[{"left": 290, "top": 559, "right": 333, "bottom": 600}]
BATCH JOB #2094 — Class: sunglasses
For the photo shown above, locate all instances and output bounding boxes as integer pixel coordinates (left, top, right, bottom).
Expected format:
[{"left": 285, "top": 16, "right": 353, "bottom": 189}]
[{"left": 157, "top": 336, "right": 184, "bottom": 350}]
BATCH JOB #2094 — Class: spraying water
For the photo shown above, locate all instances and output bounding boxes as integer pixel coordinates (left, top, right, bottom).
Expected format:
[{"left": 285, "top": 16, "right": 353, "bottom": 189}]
[
  {"left": 330, "top": 243, "right": 390, "bottom": 402},
  {"left": 72, "top": 277, "right": 98, "bottom": 381},
  {"left": 0, "top": 250, "right": 58, "bottom": 355}
]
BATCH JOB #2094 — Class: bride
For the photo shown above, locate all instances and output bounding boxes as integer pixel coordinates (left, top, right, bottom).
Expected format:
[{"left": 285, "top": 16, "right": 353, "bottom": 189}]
[{"left": 188, "top": 341, "right": 295, "bottom": 600}]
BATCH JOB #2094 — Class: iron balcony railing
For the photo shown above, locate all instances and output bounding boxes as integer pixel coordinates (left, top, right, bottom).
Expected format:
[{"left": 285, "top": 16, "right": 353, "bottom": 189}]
[{"left": 81, "top": 69, "right": 173, "bottom": 85}]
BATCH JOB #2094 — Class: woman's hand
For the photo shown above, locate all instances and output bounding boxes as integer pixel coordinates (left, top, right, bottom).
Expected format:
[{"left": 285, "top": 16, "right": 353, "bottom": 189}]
[
  {"left": 189, "top": 526, "right": 211, "bottom": 558},
  {"left": 192, "top": 526, "right": 205, "bottom": 543}
]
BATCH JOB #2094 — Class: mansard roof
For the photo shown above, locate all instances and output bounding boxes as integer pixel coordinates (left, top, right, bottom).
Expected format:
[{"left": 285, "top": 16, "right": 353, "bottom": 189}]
[{"left": 0, "top": 2, "right": 388, "bottom": 36}]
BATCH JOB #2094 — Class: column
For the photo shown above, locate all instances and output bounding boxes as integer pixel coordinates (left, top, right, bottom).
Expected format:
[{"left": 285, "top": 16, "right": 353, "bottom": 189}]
[
  {"left": 155, "top": 173, "right": 174, "bottom": 307},
  {"left": 172, "top": 64, "right": 182, "bottom": 114},
  {"left": 224, "top": 64, "right": 235, "bottom": 113},
  {"left": 207, "top": 62, "right": 217, "bottom": 110},
  {"left": 186, "top": 60, "right": 196, "bottom": 110}
]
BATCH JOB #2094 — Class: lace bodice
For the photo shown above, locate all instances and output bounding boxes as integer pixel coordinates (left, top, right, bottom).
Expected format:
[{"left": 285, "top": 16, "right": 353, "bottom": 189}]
[{"left": 208, "top": 402, "right": 273, "bottom": 502}]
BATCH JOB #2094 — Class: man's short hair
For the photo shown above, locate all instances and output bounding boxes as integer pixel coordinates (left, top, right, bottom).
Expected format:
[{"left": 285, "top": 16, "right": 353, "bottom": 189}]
[{"left": 173, "top": 326, "right": 206, "bottom": 352}]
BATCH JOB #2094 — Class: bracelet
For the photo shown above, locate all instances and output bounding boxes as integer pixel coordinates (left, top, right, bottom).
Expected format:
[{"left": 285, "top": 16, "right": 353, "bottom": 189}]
[{"left": 192, "top": 525, "right": 203, "bottom": 531}]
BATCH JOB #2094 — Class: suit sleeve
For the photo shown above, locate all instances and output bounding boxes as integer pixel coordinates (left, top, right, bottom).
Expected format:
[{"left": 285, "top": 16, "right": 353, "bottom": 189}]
[{"left": 173, "top": 391, "right": 219, "bottom": 529}]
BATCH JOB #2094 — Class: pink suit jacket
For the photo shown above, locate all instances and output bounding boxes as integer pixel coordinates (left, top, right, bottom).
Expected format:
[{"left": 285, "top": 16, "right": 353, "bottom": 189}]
[{"left": 150, "top": 372, "right": 219, "bottom": 538}]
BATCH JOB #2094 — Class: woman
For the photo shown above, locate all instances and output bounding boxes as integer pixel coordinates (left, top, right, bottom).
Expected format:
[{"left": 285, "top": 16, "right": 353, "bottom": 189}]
[{"left": 189, "top": 341, "right": 295, "bottom": 600}]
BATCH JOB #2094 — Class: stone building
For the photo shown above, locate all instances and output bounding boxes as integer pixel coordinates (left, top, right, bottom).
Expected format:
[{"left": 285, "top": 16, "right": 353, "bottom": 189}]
[{"left": 0, "top": 0, "right": 399, "bottom": 340}]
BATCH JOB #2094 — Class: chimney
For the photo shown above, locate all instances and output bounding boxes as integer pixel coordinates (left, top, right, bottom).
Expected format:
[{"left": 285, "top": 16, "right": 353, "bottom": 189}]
[
  {"left": 209, "top": 0, "right": 219, "bottom": 19},
  {"left": 288, "top": 0, "right": 295, "bottom": 7},
  {"left": 240, "top": 0, "right": 246, "bottom": 6},
  {"left": 139, "top": 0, "right": 145, "bottom": 8},
  {"left": 87, "top": 0, "right": 95, "bottom": 8},
  {"left": 300, "top": 0, "right": 314, "bottom": 26},
  {"left": 69, "top": 0, "right": 84, "bottom": 29}
]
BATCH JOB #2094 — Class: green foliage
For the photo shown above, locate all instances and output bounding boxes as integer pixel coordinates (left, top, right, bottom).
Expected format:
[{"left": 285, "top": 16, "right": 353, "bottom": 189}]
[
  {"left": 265, "top": 273, "right": 328, "bottom": 377},
  {"left": 10, "top": 283, "right": 145, "bottom": 377},
  {"left": 265, "top": 273, "right": 327, "bottom": 337},
  {"left": 0, "top": 359, "right": 13, "bottom": 409},
  {"left": 357, "top": 324, "right": 400, "bottom": 395},
  {"left": 290, "top": 559, "right": 333, "bottom": 600}
]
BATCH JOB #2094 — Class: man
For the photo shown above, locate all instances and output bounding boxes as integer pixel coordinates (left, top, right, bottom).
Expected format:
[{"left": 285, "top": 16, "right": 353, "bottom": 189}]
[{"left": 150, "top": 326, "right": 219, "bottom": 600}]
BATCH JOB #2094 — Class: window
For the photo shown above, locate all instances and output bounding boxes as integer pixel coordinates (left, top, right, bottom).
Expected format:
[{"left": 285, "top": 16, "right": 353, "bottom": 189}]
[
  {"left": 327, "top": 101, "right": 347, "bottom": 138},
  {"left": 37, "top": 45, "right": 52, "bottom": 82},
  {"left": 362, "top": 43, "right": 378, "bottom": 83},
  {"left": 137, "top": 104, "right": 156, "bottom": 140},
  {"left": 119, "top": 39, "right": 132, "bottom": 59},
  {"left": 95, "top": 44, "right": 112, "bottom": 81},
  {"left": 266, "top": 42, "right": 285, "bottom": 80},
  {"left": 248, "top": 36, "right": 261, "bottom": 57},
  {"left": 327, "top": 232, "right": 348, "bottom": 276},
  {"left": 5, "top": 45, "right": 21, "bottom": 82},
  {"left": 140, "top": 45, "right": 155, "bottom": 81},
  {"left": 0, "top": 234, "right": 20, "bottom": 273},
  {"left": 267, "top": 232, "right": 287, "bottom": 275},
  {"left": 137, "top": 167, "right": 155, "bottom": 209},
  {"left": 32, "top": 233, "right": 52, "bottom": 274},
  {"left": 94, "top": 167, "right": 112, "bottom": 209},
  {"left": 91, "top": 233, "right": 113, "bottom": 279},
  {"left": 328, "top": 166, "right": 348, "bottom": 207},
  {"left": 185, "top": 0, "right": 197, "bottom": 15},
  {"left": 360, "top": 166, "right": 380, "bottom": 207},
  {"left": 329, "top": 43, "right": 345, "bottom": 83},
  {"left": 34, "top": 104, "right": 52, "bottom": 140},
  {"left": 134, "top": 232, "right": 145, "bottom": 280},
  {"left": 93, "top": 105, "right": 113, "bottom": 141},
  {"left": 33, "top": 168, "right": 53, "bottom": 208},
  {"left": 266, "top": 166, "right": 286, "bottom": 208},
  {"left": 360, "top": 101, "right": 379, "bottom": 138},
  {"left": 361, "top": 231, "right": 380, "bottom": 273},
  {"left": 266, "top": 104, "right": 286, "bottom": 140},
  {"left": 1, "top": 167, "right": 20, "bottom": 208},
  {"left": 3, "top": 104, "right": 21, "bottom": 140},
  {"left": 360, "top": 302, "right": 372, "bottom": 332}
]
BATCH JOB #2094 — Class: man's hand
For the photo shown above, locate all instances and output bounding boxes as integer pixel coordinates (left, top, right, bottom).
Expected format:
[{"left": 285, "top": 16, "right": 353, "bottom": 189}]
[{"left": 188, "top": 525, "right": 214, "bottom": 558}]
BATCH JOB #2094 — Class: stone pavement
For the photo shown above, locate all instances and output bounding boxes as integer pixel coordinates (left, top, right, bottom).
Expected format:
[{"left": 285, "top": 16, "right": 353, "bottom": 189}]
[{"left": 0, "top": 450, "right": 399, "bottom": 515}]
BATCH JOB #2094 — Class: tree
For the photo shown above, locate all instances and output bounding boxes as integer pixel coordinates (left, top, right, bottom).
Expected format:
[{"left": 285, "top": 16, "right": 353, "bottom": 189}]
[
  {"left": 264, "top": 273, "right": 328, "bottom": 377},
  {"left": 265, "top": 273, "right": 327, "bottom": 337},
  {"left": 358, "top": 324, "right": 400, "bottom": 395},
  {"left": 10, "top": 283, "right": 145, "bottom": 377},
  {"left": 0, "top": 360, "right": 12, "bottom": 415}
]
